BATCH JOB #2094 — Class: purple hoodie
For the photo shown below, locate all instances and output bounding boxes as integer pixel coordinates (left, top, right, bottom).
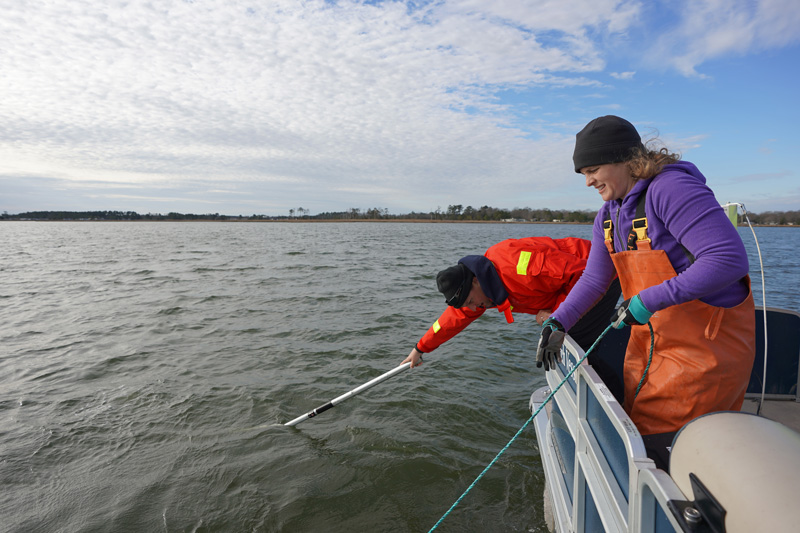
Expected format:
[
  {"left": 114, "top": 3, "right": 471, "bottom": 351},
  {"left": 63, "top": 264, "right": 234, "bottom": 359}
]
[{"left": 552, "top": 161, "right": 750, "bottom": 331}]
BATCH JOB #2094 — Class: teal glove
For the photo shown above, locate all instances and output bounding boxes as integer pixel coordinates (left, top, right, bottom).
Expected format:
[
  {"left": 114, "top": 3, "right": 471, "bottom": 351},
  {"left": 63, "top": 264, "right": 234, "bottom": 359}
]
[{"left": 613, "top": 295, "right": 652, "bottom": 329}]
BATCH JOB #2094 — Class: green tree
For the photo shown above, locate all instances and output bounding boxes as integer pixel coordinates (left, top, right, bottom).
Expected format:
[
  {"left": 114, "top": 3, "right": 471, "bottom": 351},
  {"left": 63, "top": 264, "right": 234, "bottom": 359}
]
[{"left": 446, "top": 204, "right": 463, "bottom": 219}]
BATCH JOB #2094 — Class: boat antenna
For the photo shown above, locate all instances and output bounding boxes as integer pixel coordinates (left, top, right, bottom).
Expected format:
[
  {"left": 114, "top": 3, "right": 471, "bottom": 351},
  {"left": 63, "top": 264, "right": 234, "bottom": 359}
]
[{"left": 723, "top": 202, "right": 768, "bottom": 415}]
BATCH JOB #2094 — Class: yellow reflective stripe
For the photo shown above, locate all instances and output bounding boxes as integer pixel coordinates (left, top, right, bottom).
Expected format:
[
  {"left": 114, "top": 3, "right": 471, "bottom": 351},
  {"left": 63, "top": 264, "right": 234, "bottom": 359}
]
[
  {"left": 433, "top": 320, "right": 441, "bottom": 333},
  {"left": 517, "top": 251, "right": 532, "bottom": 275}
]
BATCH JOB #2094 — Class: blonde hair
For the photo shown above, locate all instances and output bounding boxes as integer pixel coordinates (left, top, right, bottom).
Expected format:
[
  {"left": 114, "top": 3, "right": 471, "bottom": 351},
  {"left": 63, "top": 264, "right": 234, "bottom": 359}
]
[{"left": 626, "top": 139, "right": 681, "bottom": 181}]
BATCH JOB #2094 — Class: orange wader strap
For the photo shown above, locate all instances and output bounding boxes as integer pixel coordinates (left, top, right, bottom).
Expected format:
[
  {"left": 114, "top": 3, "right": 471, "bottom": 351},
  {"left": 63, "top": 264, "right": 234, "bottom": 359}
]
[{"left": 496, "top": 300, "right": 514, "bottom": 323}]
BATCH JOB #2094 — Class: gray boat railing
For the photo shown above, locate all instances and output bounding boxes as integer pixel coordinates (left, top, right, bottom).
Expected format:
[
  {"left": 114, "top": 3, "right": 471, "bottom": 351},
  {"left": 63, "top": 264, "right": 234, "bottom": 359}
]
[
  {"left": 633, "top": 468, "right": 686, "bottom": 532},
  {"left": 531, "top": 335, "right": 684, "bottom": 532}
]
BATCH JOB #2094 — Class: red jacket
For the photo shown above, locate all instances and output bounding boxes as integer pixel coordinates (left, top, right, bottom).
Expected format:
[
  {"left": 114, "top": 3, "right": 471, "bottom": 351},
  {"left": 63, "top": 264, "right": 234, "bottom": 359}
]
[{"left": 416, "top": 236, "right": 591, "bottom": 353}]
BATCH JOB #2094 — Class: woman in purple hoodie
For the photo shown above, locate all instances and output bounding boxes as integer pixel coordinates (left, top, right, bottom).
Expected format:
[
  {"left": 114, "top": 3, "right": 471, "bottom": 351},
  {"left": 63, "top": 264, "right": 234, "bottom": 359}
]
[{"left": 536, "top": 116, "right": 755, "bottom": 446}]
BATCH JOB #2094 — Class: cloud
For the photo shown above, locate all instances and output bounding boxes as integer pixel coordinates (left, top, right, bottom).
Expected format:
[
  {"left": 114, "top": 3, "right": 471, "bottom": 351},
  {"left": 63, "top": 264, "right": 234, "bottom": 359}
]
[
  {"left": 732, "top": 184, "right": 800, "bottom": 213},
  {"left": 0, "top": 1, "right": 796, "bottom": 215},
  {"left": 729, "top": 170, "right": 792, "bottom": 184},
  {"left": 647, "top": 0, "right": 800, "bottom": 77},
  {"left": 0, "top": 0, "right": 639, "bottom": 213},
  {"left": 610, "top": 71, "right": 636, "bottom": 80}
]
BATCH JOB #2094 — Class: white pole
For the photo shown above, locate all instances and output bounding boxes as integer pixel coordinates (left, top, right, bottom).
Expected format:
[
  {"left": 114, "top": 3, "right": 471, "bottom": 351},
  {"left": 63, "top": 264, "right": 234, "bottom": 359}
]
[{"left": 285, "top": 362, "right": 412, "bottom": 426}]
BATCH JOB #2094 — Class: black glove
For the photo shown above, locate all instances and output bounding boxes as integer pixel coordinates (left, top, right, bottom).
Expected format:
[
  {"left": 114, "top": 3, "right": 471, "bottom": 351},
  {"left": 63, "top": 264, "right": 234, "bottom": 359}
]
[
  {"left": 612, "top": 295, "right": 653, "bottom": 329},
  {"left": 536, "top": 318, "right": 565, "bottom": 371}
]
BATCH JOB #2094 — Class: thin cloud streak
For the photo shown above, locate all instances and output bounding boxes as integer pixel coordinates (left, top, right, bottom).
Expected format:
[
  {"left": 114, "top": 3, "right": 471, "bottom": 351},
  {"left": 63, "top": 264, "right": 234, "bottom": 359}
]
[{"left": 648, "top": 0, "right": 800, "bottom": 76}]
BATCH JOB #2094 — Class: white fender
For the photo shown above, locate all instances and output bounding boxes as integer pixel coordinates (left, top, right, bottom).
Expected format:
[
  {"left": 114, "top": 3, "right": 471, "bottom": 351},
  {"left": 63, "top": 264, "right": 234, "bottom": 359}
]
[{"left": 669, "top": 411, "right": 800, "bottom": 533}]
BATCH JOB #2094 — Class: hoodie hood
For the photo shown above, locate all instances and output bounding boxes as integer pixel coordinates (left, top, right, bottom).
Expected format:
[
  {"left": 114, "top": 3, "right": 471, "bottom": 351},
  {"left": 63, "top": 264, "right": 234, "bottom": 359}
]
[
  {"left": 623, "top": 161, "right": 707, "bottom": 203},
  {"left": 663, "top": 161, "right": 706, "bottom": 184},
  {"left": 458, "top": 255, "right": 508, "bottom": 307}
]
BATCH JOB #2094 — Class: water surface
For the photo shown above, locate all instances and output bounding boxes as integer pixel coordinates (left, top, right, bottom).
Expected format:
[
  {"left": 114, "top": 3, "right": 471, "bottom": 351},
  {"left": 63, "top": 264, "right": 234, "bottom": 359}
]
[{"left": 1, "top": 221, "right": 795, "bottom": 532}]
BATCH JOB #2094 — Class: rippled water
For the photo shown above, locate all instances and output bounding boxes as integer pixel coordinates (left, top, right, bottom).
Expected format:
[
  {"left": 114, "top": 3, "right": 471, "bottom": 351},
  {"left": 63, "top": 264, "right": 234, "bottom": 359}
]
[{"left": 1, "top": 221, "right": 796, "bottom": 532}]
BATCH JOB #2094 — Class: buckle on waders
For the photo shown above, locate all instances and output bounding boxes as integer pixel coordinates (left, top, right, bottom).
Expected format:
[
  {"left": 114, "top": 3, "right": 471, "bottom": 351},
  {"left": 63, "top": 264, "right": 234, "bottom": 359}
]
[
  {"left": 632, "top": 217, "right": 651, "bottom": 244},
  {"left": 604, "top": 220, "right": 613, "bottom": 242}
]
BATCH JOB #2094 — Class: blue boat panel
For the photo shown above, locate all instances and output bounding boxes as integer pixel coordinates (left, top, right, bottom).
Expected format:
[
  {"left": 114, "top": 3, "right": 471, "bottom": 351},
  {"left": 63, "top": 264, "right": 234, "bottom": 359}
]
[
  {"left": 640, "top": 483, "right": 674, "bottom": 533},
  {"left": 583, "top": 479, "right": 603, "bottom": 533},
  {"left": 586, "top": 388, "right": 630, "bottom": 500},
  {"left": 747, "top": 309, "right": 800, "bottom": 396},
  {"left": 654, "top": 495, "right": 673, "bottom": 533},
  {"left": 557, "top": 347, "right": 579, "bottom": 394},
  {"left": 551, "top": 401, "right": 576, "bottom": 504}
]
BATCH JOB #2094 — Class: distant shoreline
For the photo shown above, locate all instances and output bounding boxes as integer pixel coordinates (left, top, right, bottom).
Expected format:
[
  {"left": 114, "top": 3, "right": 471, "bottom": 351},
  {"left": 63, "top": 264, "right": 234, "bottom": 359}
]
[
  {"left": 2, "top": 218, "right": 797, "bottom": 228},
  {"left": 1, "top": 218, "right": 586, "bottom": 224}
]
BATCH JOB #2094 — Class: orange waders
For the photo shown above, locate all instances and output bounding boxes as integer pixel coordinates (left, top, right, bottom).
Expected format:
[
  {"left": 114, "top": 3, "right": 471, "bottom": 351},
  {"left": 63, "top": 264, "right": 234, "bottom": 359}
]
[{"left": 605, "top": 219, "right": 755, "bottom": 436}]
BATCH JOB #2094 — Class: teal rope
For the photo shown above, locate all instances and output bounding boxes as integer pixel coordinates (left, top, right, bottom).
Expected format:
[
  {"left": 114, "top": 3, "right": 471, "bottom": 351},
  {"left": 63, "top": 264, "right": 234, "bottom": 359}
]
[
  {"left": 632, "top": 322, "right": 655, "bottom": 401},
  {"left": 428, "top": 324, "right": 614, "bottom": 532}
]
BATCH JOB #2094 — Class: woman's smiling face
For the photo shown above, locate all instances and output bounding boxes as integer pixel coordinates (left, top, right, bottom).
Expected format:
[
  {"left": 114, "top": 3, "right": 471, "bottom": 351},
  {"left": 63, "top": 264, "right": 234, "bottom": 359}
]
[{"left": 580, "top": 162, "right": 635, "bottom": 202}]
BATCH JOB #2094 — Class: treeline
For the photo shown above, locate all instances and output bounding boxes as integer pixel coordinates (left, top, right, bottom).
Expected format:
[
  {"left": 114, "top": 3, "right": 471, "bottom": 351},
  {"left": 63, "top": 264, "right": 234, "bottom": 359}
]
[
  {"left": 3, "top": 207, "right": 799, "bottom": 225},
  {"left": 315, "top": 205, "right": 597, "bottom": 222},
  {"left": 1, "top": 206, "right": 596, "bottom": 222},
  {"left": 2, "top": 210, "right": 231, "bottom": 221},
  {"left": 747, "top": 210, "right": 800, "bottom": 226}
]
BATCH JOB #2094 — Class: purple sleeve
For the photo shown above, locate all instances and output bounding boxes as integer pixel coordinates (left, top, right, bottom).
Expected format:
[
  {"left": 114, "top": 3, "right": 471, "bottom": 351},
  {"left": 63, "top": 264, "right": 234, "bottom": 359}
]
[
  {"left": 551, "top": 211, "right": 617, "bottom": 331},
  {"left": 638, "top": 172, "right": 749, "bottom": 311}
]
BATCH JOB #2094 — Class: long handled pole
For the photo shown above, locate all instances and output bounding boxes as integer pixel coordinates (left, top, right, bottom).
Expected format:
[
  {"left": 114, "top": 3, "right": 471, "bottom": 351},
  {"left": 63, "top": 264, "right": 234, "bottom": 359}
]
[{"left": 285, "top": 362, "right": 412, "bottom": 426}]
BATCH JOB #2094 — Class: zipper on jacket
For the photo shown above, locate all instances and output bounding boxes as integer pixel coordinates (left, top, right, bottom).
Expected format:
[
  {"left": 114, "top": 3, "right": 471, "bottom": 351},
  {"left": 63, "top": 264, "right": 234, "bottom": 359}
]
[{"left": 614, "top": 204, "right": 624, "bottom": 252}]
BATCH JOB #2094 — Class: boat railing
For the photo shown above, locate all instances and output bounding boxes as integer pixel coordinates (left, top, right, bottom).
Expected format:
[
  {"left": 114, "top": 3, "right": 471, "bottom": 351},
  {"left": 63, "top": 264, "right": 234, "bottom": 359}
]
[
  {"left": 533, "top": 335, "right": 685, "bottom": 532},
  {"left": 633, "top": 467, "right": 686, "bottom": 531}
]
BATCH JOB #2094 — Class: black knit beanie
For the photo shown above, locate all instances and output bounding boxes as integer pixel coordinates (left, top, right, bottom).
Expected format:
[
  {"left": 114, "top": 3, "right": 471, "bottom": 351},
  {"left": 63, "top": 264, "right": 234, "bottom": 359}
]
[{"left": 572, "top": 115, "right": 644, "bottom": 173}]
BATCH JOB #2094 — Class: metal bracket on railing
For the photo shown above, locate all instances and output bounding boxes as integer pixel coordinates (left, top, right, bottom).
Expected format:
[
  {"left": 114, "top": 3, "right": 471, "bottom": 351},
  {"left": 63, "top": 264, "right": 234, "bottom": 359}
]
[{"left": 666, "top": 473, "right": 726, "bottom": 533}]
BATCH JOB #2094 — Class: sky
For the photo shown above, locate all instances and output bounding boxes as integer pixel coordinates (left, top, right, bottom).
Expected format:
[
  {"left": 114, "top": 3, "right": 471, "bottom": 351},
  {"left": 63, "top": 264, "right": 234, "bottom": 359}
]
[{"left": 1, "top": 0, "right": 799, "bottom": 217}]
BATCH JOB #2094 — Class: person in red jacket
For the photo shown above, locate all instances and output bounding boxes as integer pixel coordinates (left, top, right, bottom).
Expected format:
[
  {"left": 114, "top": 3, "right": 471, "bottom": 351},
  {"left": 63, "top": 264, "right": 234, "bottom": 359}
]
[{"left": 402, "top": 236, "right": 621, "bottom": 370}]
